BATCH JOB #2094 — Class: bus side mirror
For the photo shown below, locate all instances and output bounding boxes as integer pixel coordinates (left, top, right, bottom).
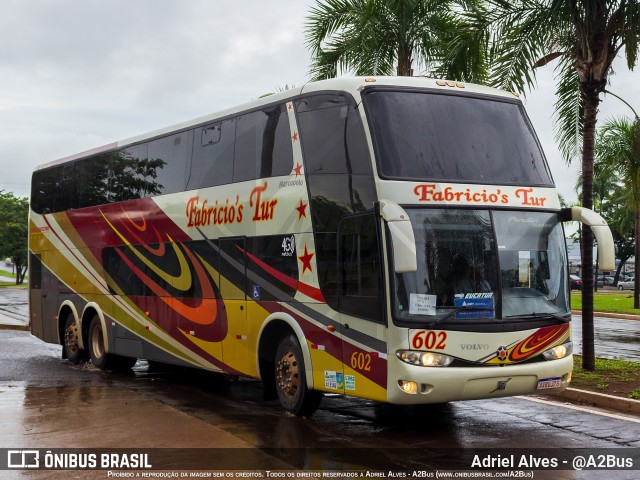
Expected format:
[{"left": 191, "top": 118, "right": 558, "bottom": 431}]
[
  {"left": 561, "top": 206, "right": 615, "bottom": 271},
  {"left": 379, "top": 199, "right": 417, "bottom": 273}
]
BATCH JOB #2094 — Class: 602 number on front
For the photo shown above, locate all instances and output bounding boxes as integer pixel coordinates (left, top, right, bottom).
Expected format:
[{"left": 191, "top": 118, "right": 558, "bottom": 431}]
[{"left": 410, "top": 330, "right": 447, "bottom": 350}]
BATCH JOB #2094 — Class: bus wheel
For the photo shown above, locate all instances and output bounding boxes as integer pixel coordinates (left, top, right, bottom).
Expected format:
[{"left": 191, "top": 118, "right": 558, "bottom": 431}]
[
  {"left": 275, "top": 335, "right": 322, "bottom": 416},
  {"left": 87, "top": 316, "right": 136, "bottom": 371},
  {"left": 88, "top": 316, "right": 110, "bottom": 370},
  {"left": 63, "top": 313, "right": 85, "bottom": 364}
]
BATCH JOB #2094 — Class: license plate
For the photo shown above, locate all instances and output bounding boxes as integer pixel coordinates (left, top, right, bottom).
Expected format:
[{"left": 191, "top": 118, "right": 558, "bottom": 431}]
[{"left": 537, "top": 377, "right": 562, "bottom": 390}]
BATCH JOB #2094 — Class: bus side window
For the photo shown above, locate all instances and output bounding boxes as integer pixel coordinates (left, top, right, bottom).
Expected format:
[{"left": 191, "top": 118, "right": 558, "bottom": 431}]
[
  {"left": 295, "top": 94, "right": 377, "bottom": 311},
  {"left": 294, "top": 94, "right": 371, "bottom": 175},
  {"left": 338, "top": 213, "right": 383, "bottom": 323},
  {"left": 147, "top": 131, "right": 191, "bottom": 195},
  {"left": 188, "top": 119, "right": 236, "bottom": 190},
  {"left": 234, "top": 105, "right": 293, "bottom": 183},
  {"left": 245, "top": 235, "right": 298, "bottom": 301},
  {"left": 78, "top": 155, "right": 111, "bottom": 208},
  {"left": 59, "top": 162, "right": 79, "bottom": 210},
  {"left": 32, "top": 167, "right": 58, "bottom": 214}
]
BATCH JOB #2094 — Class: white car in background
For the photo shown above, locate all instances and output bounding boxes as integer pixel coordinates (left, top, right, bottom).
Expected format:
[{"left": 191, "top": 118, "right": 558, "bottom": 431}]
[{"left": 617, "top": 279, "right": 635, "bottom": 290}]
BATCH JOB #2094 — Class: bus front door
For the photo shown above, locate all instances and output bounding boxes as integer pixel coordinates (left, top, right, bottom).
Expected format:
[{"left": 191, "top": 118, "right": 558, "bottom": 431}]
[{"left": 338, "top": 213, "right": 387, "bottom": 402}]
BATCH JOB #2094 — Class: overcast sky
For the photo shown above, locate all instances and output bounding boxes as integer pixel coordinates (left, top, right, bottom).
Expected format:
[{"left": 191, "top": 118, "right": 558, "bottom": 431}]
[{"left": 1, "top": 0, "right": 638, "bottom": 202}]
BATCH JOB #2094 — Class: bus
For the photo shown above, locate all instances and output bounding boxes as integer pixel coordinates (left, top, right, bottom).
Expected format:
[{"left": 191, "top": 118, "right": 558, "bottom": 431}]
[{"left": 29, "top": 76, "right": 614, "bottom": 416}]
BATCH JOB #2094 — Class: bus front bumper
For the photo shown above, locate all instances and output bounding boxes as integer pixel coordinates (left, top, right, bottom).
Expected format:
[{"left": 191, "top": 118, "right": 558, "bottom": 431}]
[{"left": 387, "top": 355, "right": 573, "bottom": 405}]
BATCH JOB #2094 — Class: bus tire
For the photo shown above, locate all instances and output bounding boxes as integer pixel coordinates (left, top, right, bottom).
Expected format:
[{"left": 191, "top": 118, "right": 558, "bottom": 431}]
[
  {"left": 274, "top": 334, "right": 322, "bottom": 416},
  {"left": 88, "top": 315, "right": 110, "bottom": 369},
  {"left": 87, "top": 316, "right": 136, "bottom": 371},
  {"left": 63, "top": 313, "right": 85, "bottom": 364}
]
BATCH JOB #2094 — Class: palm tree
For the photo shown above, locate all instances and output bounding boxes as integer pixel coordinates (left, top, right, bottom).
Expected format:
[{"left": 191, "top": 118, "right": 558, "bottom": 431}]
[
  {"left": 596, "top": 117, "right": 640, "bottom": 307},
  {"left": 305, "top": 0, "right": 485, "bottom": 80},
  {"left": 457, "top": 0, "right": 640, "bottom": 371}
]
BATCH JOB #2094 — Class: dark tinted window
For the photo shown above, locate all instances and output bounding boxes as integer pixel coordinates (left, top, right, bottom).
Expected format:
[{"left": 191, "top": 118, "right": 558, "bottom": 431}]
[
  {"left": 295, "top": 94, "right": 372, "bottom": 174},
  {"left": 187, "top": 239, "right": 220, "bottom": 298},
  {"left": 364, "top": 90, "right": 553, "bottom": 185},
  {"left": 219, "top": 238, "right": 246, "bottom": 300},
  {"left": 102, "top": 242, "right": 212, "bottom": 299},
  {"left": 234, "top": 105, "right": 293, "bottom": 182},
  {"left": 188, "top": 119, "right": 236, "bottom": 190},
  {"left": 108, "top": 145, "right": 166, "bottom": 201},
  {"left": 78, "top": 155, "right": 111, "bottom": 207},
  {"left": 59, "top": 162, "right": 79, "bottom": 210},
  {"left": 102, "top": 246, "right": 151, "bottom": 297},
  {"left": 31, "top": 168, "right": 59, "bottom": 214},
  {"left": 29, "top": 253, "right": 42, "bottom": 290},
  {"left": 339, "top": 213, "right": 382, "bottom": 322},
  {"left": 304, "top": 174, "right": 378, "bottom": 307},
  {"left": 246, "top": 234, "right": 298, "bottom": 301},
  {"left": 295, "top": 93, "right": 377, "bottom": 308},
  {"left": 148, "top": 131, "right": 190, "bottom": 195},
  {"left": 306, "top": 174, "right": 378, "bottom": 232}
]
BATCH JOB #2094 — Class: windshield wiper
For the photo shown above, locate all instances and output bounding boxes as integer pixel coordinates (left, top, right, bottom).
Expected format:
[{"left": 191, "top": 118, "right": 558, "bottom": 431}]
[
  {"left": 507, "top": 312, "right": 571, "bottom": 323},
  {"left": 427, "top": 306, "right": 494, "bottom": 329}
]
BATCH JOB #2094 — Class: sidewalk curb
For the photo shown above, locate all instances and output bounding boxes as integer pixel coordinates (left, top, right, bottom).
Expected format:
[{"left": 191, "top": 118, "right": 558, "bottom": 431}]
[
  {"left": 550, "top": 388, "right": 640, "bottom": 416},
  {"left": 572, "top": 309, "right": 640, "bottom": 321},
  {"left": 0, "top": 324, "right": 29, "bottom": 332}
]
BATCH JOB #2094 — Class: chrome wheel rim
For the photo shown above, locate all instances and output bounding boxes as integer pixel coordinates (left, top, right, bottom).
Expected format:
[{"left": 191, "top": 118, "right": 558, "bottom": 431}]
[
  {"left": 90, "top": 324, "right": 104, "bottom": 360},
  {"left": 64, "top": 322, "right": 79, "bottom": 354},
  {"left": 276, "top": 350, "right": 299, "bottom": 397}
]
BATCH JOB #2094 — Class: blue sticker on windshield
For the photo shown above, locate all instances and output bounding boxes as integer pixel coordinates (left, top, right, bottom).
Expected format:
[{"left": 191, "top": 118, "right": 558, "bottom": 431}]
[{"left": 454, "top": 294, "right": 495, "bottom": 319}]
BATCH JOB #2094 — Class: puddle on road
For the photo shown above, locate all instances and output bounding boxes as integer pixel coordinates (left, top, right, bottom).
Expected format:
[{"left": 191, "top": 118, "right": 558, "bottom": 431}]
[{"left": 0, "top": 382, "right": 251, "bottom": 449}]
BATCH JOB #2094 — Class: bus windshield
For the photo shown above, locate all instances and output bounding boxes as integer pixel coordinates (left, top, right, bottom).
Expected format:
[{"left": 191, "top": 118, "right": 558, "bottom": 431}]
[
  {"left": 392, "top": 209, "right": 569, "bottom": 324},
  {"left": 364, "top": 89, "right": 553, "bottom": 186}
]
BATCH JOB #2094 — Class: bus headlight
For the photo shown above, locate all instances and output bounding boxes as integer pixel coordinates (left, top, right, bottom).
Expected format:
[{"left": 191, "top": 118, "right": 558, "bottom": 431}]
[
  {"left": 542, "top": 342, "right": 573, "bottom": 360},
  {"left": 396, "top": 350, "right": 453, "bottom": 367},
  {"left": 397, "top": 380, "right": 418, "bottom": 394}
]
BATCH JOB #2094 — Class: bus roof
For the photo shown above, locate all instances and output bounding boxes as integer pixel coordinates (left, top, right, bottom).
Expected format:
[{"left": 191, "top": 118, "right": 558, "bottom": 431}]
[{"left": 36, "top": 76, "right": 520, "bottom": 171}]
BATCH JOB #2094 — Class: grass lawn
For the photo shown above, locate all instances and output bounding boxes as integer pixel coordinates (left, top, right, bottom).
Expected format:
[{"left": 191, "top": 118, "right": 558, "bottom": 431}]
[
  {"left": 0, "top": 282, "right": 27, "bottom": 288},
  {"left": 571, "top": 355, "right": 640, "bottom": 399},
  {"left": 0, "top": 269, "right": 27, "bottom": 288},
  {"left": 571, "top": 292, "right": 640, "bottom": 315}
]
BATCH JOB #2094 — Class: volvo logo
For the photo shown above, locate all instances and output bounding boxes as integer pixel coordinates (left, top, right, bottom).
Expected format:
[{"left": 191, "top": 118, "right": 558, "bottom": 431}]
[{"left": 460, "top": 344, "right": 490, "bottom": 350}]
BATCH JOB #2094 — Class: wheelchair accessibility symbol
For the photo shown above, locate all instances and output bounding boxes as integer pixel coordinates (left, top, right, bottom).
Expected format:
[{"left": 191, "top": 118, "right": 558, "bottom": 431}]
[{"left": 252, "top": 285, "right": 261, "bottom": 301}]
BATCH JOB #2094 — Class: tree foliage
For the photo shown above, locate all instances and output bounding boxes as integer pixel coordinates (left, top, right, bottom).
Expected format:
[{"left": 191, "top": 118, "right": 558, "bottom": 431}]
[
  {"left": 596, "top": 116, "right": 640, "bottom": 306},
  {"left": 305, "top": 0, "right": 485, "bottom": 80},
  {"left": 0, "top": 191, "right": 29, "bottom": 285}
]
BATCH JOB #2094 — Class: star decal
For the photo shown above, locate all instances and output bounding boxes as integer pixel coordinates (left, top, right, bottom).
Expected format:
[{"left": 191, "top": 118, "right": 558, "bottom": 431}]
[
  {"left": 298, "top": 244, "right": 314, "bottom": 275},
  {"left": 295, "top": 199, "right": 308, "bottom": 220},
  {"left": 293, "top": 163, "right": 303, "bottom": 177},
  {"left": 287, "top": 102, "right": 293, "bottom": 111},
  {"left": 291, "top": 131, "right": 298, "bottom": 142}
]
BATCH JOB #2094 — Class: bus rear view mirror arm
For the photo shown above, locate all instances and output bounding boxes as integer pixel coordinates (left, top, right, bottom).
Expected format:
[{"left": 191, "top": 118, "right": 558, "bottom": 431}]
[
  {"left": 560, "top": 206, "right": 615, "bottom": 271},
  {"left": 379, "top": 199, "right": 417, "bottom": 273}
]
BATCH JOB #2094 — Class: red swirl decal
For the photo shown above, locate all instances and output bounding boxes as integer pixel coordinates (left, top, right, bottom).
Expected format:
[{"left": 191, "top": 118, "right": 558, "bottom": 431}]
[{"left": 508, "top": 324, "right": 570, "bottom": 362}]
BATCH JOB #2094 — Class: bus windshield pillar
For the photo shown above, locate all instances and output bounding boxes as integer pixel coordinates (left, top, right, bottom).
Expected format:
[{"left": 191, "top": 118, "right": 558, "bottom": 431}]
[{"left": 379, "top": 199, "right": 417, "bottom": 273}]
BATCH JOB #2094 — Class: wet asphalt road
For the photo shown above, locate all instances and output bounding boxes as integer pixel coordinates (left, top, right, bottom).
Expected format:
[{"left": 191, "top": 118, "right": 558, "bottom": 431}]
[{"left": 571, "top": 315, "right": 640, "bottom": 361}]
